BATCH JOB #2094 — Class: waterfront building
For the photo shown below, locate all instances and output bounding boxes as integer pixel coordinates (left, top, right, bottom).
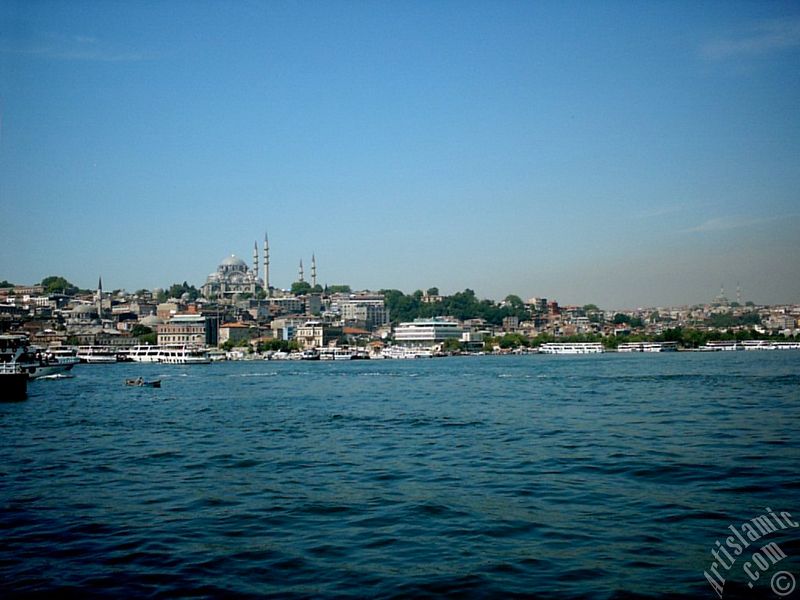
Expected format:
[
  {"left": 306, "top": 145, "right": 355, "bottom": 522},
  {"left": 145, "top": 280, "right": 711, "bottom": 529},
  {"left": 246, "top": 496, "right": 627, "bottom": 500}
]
[
  {"left": 271, "top": 317, "right": 307, "bottom": 342},
  {"left": 219, "top": 322, "right": 254, "bottom": 346},
  {"left": 331, "top": 294, "right": 388, "bottom": 330},
  {"left": 295, "top": 320, "right": 343, "bottom": 350},
  {"left": 393, "top": 318, "right": 464, "bottom": 348},
  {"left": 157, "top": 314, "right": 213, "bottom": 346}
]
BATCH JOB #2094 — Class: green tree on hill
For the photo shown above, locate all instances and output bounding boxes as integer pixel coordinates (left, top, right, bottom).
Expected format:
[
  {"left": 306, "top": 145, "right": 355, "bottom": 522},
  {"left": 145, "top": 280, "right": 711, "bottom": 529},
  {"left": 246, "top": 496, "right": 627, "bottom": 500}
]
[
  {"left": 291, "top": 281, "right": 312, "bottom": 295},
  {"left": 40, "top": 276, "right": 79, "bottom": 295}
]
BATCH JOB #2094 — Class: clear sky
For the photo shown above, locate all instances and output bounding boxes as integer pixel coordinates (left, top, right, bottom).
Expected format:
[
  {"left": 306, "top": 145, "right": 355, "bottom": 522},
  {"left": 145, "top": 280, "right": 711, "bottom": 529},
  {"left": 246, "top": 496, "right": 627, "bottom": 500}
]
[{"left": 1, "top": 1, "right": 799, "bottom": 308}]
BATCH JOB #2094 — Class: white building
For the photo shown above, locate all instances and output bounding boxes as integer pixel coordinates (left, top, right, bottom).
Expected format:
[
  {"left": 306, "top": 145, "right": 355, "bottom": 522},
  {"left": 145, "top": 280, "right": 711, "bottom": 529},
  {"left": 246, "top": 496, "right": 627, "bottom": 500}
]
[{"left": 393, "top": 318, "right": 464, "bottom": 348}]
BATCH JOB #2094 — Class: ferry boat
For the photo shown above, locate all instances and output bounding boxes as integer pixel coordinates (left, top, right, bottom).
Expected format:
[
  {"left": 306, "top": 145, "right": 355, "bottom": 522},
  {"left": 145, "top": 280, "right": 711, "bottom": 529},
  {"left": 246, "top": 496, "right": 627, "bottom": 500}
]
[
  {"left": 76, "top": 346, "right": 118, "bottom": 363},
  {"left": 128, "top": 345, "right": 162, "bottom": 363},
  {"left": 539, "top": 342, "right": 604, "bottom": 355},
  {"left": 1, "top": 335, "right": 78, "bottom": 379},
  {"left": 381, "top": 346, "right": 434, "bottom": 359},
  {"left": 701, "top": 341, "right": 743, "bottom": 352},
  {"left": 741, "top": 340, "right": 800, "bottom": 351},
  {"left": 319, "top": 347, "right": 354, "bottom": 361},
  {"left": 300, "top": 349, "right": 320, "bottom": 360},
  {"left": 157, "top": 345, "right": 211, "bottom": 364},
  {"left": 46, "top": 346, "right": 82, "bottom": 366},
  {"left": 617, "top": 342, "right": 678, "bottom": 353}
]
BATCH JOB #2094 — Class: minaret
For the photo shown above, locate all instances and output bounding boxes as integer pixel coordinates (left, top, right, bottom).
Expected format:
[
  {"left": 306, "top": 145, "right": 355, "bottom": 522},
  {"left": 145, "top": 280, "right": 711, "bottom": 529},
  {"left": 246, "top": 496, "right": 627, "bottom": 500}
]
[
  {"left": 96, "top": 276, "right": 103, "bottom": 318},
  {"left": 299, "top": 259, "right": 305, "bottom": 283},
  {"left": 264, "top": 232, "right": 270, "bottom": 297},
  {"left": 311, "top": 253, "right": 317, "bottom": 288},
  {"left": 253, "top": 241, "right": 259, "bottom": 282},
  {"left": 736, "top": 282, "right": 742, "bottom": 305}
]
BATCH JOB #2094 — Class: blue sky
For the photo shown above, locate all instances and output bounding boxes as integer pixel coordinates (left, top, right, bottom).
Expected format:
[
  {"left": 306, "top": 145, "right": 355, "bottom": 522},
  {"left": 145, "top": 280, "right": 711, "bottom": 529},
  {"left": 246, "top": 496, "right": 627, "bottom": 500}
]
[{"left": 1, "top": 1, "right": 798, "bottom": 308}]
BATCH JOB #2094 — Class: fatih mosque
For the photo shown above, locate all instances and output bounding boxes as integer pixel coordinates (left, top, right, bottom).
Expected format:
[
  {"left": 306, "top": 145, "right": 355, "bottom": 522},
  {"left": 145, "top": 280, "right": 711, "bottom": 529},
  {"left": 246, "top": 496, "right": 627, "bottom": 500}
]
[{"left": 200, "top": 234, "right": 317, "bottom": 300}]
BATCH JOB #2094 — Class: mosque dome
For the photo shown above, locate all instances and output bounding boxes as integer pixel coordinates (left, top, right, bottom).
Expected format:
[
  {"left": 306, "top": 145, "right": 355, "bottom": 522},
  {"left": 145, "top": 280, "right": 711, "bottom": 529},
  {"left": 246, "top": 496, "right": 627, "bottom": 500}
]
[{"left": 220, "top": 255, "right": 247, "bottom": 268}]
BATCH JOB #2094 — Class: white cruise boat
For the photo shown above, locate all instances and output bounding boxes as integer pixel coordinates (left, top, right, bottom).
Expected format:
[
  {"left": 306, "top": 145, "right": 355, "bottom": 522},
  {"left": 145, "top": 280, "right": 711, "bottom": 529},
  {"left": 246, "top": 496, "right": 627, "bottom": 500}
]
[
  {"left": 381, "top": 346, "right": 434, "bottom": 359},
  {"left": 319, "top": 347, "right": 354, "bottom": 360},
  {"left": 76, "top": 346, "right": 118, "bottom": 363},
  {"left": 158, "top": 345, "right": 211, "bottom": 364},
  {"left": 539, "top": 342, "right": 604, "bottom": 355},
  {"left": 741, "top": 340, "right": 800, "bottom": 351},
  {"left": 128, "top": 345, "right": 162, "bottom": 363},
  {"left": 617, "top": 342, "right": 678, "bottom": 353},
  {"left": 702, "top": 341, "right": 743, "bottom": 351}
]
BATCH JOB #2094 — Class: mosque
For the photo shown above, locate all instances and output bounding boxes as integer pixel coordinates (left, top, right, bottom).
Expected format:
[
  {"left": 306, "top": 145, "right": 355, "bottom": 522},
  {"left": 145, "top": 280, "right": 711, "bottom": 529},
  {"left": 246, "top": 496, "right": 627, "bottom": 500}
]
[{"left": 200, "top": 234, "right": 317, "bottom": 300}]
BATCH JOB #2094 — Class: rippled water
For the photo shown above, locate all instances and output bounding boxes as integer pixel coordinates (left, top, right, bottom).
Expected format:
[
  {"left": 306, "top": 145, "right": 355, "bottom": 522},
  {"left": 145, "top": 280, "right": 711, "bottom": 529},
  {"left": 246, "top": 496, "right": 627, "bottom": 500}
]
[{"left": 2, "top": 353, "right": 799, "bottom": 598}]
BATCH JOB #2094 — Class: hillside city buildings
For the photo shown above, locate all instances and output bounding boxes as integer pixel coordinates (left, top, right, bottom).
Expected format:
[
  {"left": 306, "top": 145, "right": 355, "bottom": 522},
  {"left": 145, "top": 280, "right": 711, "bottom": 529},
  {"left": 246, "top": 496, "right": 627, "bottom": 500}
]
[{"left": 1, "top": 244, "right": 799, "bottom": 354}]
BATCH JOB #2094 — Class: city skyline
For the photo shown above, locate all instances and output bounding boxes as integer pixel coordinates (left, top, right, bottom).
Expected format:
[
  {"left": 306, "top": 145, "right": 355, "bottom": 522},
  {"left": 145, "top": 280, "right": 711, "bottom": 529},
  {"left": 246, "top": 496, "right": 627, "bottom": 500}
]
[{"left": 1, "top": 2, "right": 799, "bottom": 307}]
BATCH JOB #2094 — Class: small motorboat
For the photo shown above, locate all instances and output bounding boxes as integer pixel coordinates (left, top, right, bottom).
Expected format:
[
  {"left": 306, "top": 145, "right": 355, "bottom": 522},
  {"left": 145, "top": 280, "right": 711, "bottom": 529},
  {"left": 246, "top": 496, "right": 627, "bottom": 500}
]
[{"left": 125, "top": 377, "right": 161, "bottom": 388}]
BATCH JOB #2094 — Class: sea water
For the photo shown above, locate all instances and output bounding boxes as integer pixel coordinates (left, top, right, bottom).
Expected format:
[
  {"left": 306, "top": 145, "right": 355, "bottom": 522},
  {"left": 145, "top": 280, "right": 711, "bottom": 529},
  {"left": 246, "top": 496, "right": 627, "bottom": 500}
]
[{"left": 1, "top": 352, "right": 799, "bottom": 598}]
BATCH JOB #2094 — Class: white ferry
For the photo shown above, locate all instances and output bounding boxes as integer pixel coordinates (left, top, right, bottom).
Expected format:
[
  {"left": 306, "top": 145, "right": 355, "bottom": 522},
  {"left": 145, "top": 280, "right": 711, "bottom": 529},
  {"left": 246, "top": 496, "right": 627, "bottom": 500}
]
[
  {"left": 741, "top": 340, "right": 800, "bottom": 350},
  {"left": 539, "top": 342, "right": 604, "bottom": 355},
  {"left": 701, "top": 341, "right": 743, "bottom": 351},
  {"left": 319, "top": 347, "right": 354, "bottom": 361},
  {"left": 381, "top": 346, "right": 434, "bottom": 359},
  {"left": 618, "top": 342, "right": 678, "bottom": 353},
  {"left": 76, "top": 346, "right": 118, "bottom": 363},
  {"left": 128, "top": 345, "right": 162, "bottom": 363},
  {"left": 157, "top": 345, "right": 211, "bottom": 364}
]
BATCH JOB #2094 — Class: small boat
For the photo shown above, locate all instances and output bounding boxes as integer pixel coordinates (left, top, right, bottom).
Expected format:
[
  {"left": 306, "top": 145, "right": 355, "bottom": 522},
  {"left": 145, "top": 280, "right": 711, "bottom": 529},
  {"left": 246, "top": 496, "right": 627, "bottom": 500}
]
[{"left": 125, "top": 377, "right": 161, "bottom": 388}]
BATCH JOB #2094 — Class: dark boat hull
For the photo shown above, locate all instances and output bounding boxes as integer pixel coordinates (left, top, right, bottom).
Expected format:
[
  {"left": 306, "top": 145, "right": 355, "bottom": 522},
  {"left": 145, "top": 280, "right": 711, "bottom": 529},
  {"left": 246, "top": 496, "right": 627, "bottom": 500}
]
[{"left": 1, "top": 373, "right": 28, "bottom": 401}]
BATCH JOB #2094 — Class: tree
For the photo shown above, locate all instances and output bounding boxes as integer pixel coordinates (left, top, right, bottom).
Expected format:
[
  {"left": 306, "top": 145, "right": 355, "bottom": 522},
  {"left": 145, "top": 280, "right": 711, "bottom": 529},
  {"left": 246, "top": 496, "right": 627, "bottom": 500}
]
[
  {"left": 441, "top": 338, "right": 463, "bottom": 352},
  {"left": 0, "top": 280, "right": 13, "bottom": 288},
  {"left": 41, "top": 275, "right": 78, "bottom": 295},
  {"left": 139, "top": 332, "right": 158, "bottom": 345},
  {"left": 426, "top": 287, "right": 439, "bottom": 296},
  {"left": 498, "top": 333, "right": 530, "bottom": 349},
  {"left": 130, "top": 324, "right": 153, "bottom": 338},
  {"left": 613, "top": 313, "right": 631, "bottom": 325},
  {"left": 583, "top": 304, "right": 600, "bottom": 312},
  {"left": 291, "top": 281, "right": 312, "bottom": 295},
  {"left": 504, "top": 294, "right": 525, "bottom": 309}
]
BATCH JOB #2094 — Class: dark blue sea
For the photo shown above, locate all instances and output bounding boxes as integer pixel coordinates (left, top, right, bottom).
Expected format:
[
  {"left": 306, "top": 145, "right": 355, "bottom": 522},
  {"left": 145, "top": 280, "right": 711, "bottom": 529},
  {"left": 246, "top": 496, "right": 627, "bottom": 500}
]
[{"left": 2, "top": 353, "right": 799, "bottom": 599}]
